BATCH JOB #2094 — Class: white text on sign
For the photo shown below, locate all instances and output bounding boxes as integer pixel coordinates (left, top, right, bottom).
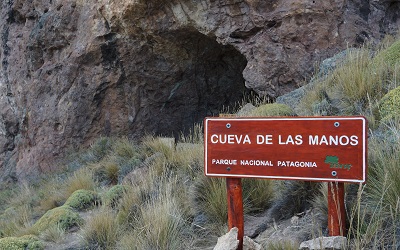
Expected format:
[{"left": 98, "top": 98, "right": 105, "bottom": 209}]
[{"left": 210, "top": 134, "right": 359, "bottom": 146}]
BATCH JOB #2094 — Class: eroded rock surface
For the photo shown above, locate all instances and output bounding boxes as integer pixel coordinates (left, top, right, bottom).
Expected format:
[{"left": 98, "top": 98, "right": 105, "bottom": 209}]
[{"left": 1, "top": 0, "right": 399, "bottom": 179}]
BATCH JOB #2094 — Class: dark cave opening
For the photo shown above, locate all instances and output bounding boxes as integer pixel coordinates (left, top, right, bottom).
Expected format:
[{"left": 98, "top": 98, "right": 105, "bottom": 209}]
[{"left": 138, "top": 29, "right": 256, "bottom": 138}]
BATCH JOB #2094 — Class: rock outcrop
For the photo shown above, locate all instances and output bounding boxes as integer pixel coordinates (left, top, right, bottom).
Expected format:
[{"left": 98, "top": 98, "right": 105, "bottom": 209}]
[{"left": 1, "top": 0, "right": 399, "bottom": 179}]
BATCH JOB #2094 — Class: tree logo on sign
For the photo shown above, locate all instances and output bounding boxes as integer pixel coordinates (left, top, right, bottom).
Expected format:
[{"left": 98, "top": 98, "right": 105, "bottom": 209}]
[{"left": 325, "top": 156, "right": 352, "bottom": 170}]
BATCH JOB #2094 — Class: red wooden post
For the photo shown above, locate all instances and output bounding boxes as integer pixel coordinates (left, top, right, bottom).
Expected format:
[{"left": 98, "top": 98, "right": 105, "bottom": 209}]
[
  {"left": 226, "top": 178, "right": 244, "bottom": 250},
  {"left": 328, "top": 182, "right": 346, "bottom": 236}
]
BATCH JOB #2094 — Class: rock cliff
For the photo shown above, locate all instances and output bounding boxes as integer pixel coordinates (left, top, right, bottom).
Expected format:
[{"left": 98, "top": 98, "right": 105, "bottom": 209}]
[{"left": 0, "top": 0, "right": 399, "bottom": 180}]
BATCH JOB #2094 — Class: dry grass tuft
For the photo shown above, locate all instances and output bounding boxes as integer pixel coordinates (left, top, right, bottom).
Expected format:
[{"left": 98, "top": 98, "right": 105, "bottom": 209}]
[
  {"left": 118, "top": 179, "right": 191, "bottom": 250},
  {"left": 64, "top": 168, "right": 97, "bottom": 199},
  {"left": 243, "top": 178, "right": 275, "bottom": 213},
  {"left": 81, "top": 207, "right": 120, "bottom": 250},
  {"left": 346, "top": 122, "right": 400, "bottom": 249},
  {"left": 39, "top": 224, "right": 65, "bottom": 243},
  {"left": 191, "top": 176, "right": 228, "bottom": 225}
]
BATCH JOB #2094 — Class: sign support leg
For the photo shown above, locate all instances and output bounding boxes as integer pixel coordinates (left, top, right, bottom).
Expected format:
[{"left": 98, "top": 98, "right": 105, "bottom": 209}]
[
  {"left": 328, "top": 182, "right": 346, "bottom": 236},
  {"left": 226, "top": 178, "right": 244, "bottom": 250}
]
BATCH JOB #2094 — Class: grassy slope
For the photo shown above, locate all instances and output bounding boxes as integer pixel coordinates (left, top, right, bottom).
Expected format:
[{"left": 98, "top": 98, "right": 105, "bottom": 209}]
[{"left": 0, "top": 38, "right": 399, "bottom": 249}]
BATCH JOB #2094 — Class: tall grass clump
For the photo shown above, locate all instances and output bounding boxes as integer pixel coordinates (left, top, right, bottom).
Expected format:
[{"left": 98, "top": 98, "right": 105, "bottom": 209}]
[
  {"left": 346, "top": 122, "right": 400, "bottom": 249},
  {"left": 64, "top": 168, "right": 97, "bottom": 199},
  {"left": 0, "top": 205, "right": 34, "bottom": 237},
  {"left": 191, "top": 176, "right": 276, "bottom": 228},
  {"left": 88, "top": 158, "right": 120, "bottom": 185},
  {"left": 39, "top": 224, "right": 65, "bottom": 243},
  {"left": 117, "top": 173, "right": 192, "bottom": 250},
  {"left": 267, "top": 181, "right": 320, "bottom": 221},
  {"left": 126, "top": 195, "right": 188, "bottom": 249},
  {"left": 116, "top": 172, "right": 157, "bottom": 226},
  {"left": 7, "top": 182, "right": 38, "bottom": 209},
  {"left": 87, "top": 137, "right": 114, "bottom": 161},
  {"left": 84, "top": 138, "right": 144, "bottom": 185},
  {"left": 0, "top": 183, "right": 16, "bottom": 211},
  {"left": 81, "top": 208, "right": 120, "bottom": 250},
  {"left": 111, "top": 138, "right": 143, "bottom": 180},
  {"left": 37, "top": 177, "right": 66, "bottom": 212},
  {"left": 334, "top": 49, "right": 382, "bottom": 104},
  {"left": 311, "top": 183, "right": 328, "bottom": 227},
  {"left": 242, "top": 178, "right": 275, "bottom": 213},
  {"left": 191, "top": 176, "right": 228, "bottom": 225},
  {"left": 367, "top": 127, "right": 400, "bottom": 218},
  {"left": 142, "top": 134, "right": 203, "bottom": 178},
  {"left": 0, "top": 183, "right": 40, "bottom": 237},
  {"left": 179, "top": 123, "right": 204, "bottom": 144},
  {"left": 66, "top": 137, "right": 114, "bottom": 172}
]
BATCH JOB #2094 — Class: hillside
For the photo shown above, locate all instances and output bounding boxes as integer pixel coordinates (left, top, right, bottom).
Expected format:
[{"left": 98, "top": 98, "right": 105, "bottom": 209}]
[{"left": 0, "top": 38, "right": 399, "bottom": 249}]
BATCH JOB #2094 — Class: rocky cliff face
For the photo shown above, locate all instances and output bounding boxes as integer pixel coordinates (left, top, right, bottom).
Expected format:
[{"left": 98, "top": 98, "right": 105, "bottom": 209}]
[{"left": 0, "top": 0, "right": 399, "bottom": 180}]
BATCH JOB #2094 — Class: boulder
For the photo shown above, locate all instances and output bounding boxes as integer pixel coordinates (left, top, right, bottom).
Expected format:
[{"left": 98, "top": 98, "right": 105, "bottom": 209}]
[
  {"left": 299, "top": 236, "right": 347, "bottom": 250},
  {"left": 213, "top": 227, "right": 239, "bottom": 250},
  {"left": 243, "top": 236, "right": 262, "bottom": 250},
  {"left": 213, "top": 227, "right": 262, "bottom": 250}
]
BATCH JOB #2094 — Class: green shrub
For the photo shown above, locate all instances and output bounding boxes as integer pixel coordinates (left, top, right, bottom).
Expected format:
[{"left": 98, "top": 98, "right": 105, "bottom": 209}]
[
  {"left": 377, "top": 86, "right": 400, "bottom": 122},
  {"left": 32, "top": 206, "right": 83, "bottom": 233},
  {"left": 250, "top": 103, "right": 295, "bottom": 117},
  {"left": 103, "top": 185, "right": 127, "bottom": 208},
  {"left": 64, "top": 189, "right": 99, "bottom": 211},
  {"left": 373, "top": 40, "right": 400, "bottom": 67},
  {"left": 0, "top": 235, "right": 43, "bottom": 250}
]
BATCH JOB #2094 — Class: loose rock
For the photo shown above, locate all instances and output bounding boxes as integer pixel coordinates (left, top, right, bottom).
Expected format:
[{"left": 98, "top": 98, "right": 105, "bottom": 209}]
[{"left": 299, "top": 236, "right": 347, "bottom": 250}]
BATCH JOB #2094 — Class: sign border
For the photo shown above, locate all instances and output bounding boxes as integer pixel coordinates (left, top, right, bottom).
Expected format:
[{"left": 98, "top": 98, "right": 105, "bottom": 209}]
[{"left": 204, "top": 116, "right": 367, "bottom": 183}]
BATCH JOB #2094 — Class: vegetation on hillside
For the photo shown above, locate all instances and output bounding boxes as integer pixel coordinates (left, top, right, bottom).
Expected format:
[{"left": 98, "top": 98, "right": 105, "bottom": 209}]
[{"left": 0, "top": 37, "right": 399, "bottom": 249}]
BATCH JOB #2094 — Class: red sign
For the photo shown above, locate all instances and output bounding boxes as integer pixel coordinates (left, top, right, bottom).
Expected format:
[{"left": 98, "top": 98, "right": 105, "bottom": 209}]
[{"left": 204, "top": 117, "right": 367, "bottom": 183}]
